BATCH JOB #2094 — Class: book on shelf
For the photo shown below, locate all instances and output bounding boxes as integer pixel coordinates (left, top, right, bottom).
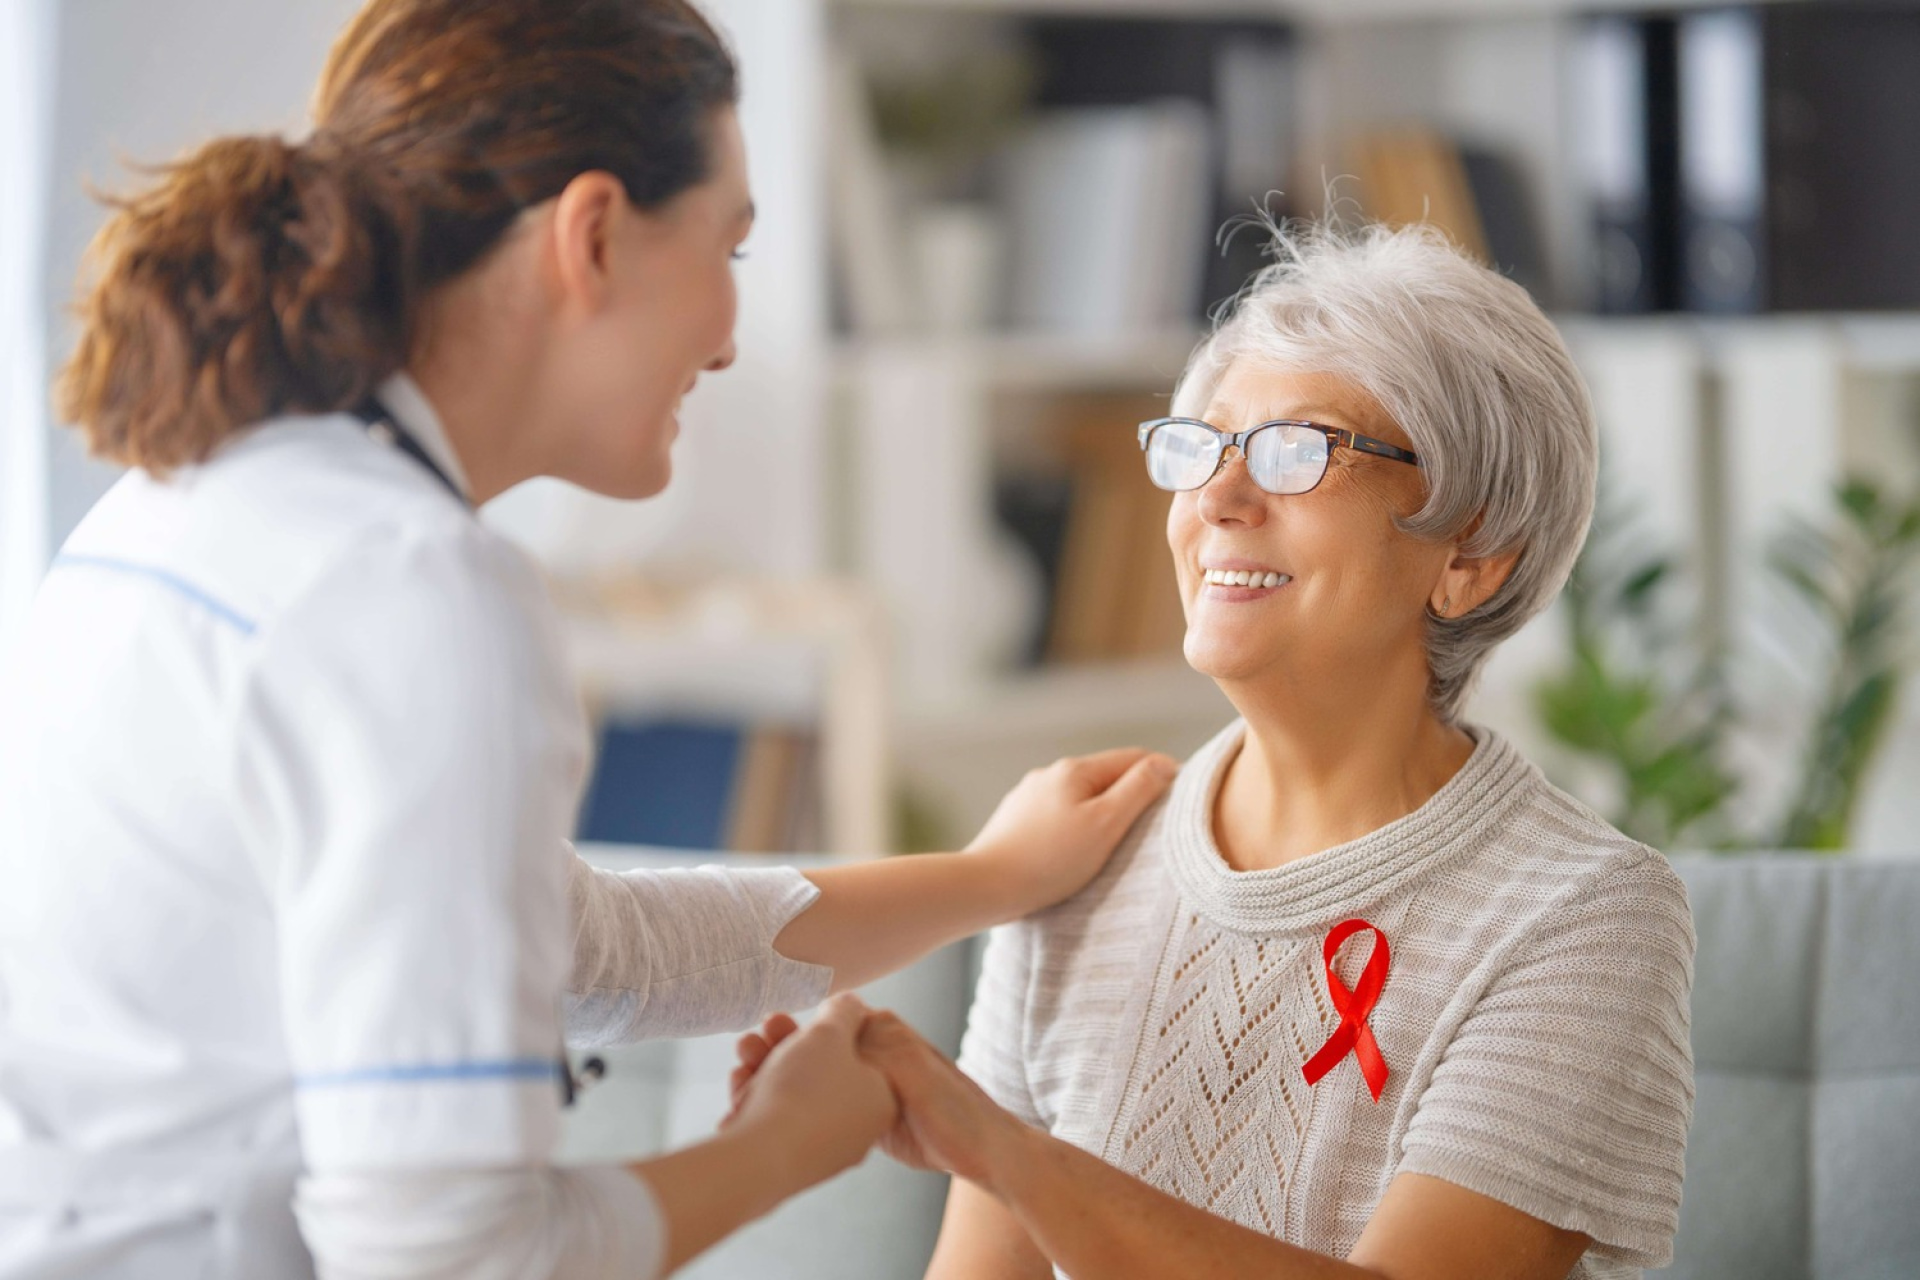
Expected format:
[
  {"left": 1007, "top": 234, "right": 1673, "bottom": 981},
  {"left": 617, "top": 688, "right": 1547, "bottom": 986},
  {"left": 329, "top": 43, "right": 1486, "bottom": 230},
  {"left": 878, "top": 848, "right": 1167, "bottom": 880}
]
[
  {"left": 1562, "top": 4, "right": 1920, "bottom": 315},
  {"left": 1575, "top": 14, "right": 1682, "bottom": 313},
  {"left": 1348, "top": 127, "right": 1548, "bottom": 305},
  {"left": 823, "top": 12, "right": 1299, "bottom": 338},
  {"left": 1675, "top": 5, "right": 1920, "bottom": 313},
  {"left": 577, "top": 717, "right": 821, "bottom": 853},
  {"left": 1000, "top": 102, "right": 1212, "bottom": 338},
  {"left": 992, "top": 393, "right": 1186, "bottom": 668},
  {"left": 1352, "top": 130, "right": 1487, "bottom": 262},
  {"left": 1028, "top": 16, "right": 1300, "bottom": 319},
  {"left": 824, "top": 47, "right": 915, "bottom": 335}
]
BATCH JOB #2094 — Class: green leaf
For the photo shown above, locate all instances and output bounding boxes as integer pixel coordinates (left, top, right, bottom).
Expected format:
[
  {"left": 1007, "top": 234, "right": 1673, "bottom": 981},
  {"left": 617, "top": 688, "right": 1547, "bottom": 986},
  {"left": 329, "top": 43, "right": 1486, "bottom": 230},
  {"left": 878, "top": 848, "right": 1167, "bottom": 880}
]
[{"left": 1837, "top": 480, "right": 1881, "bottom": 525}]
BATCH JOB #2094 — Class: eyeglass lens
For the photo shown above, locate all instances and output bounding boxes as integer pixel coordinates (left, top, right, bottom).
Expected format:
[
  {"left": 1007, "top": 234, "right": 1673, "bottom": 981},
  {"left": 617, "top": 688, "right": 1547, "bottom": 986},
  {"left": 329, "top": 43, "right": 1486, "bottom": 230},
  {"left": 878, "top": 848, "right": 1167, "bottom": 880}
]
[{"left": 1145, "top": 421, "right": 1330, "bottom": 495}]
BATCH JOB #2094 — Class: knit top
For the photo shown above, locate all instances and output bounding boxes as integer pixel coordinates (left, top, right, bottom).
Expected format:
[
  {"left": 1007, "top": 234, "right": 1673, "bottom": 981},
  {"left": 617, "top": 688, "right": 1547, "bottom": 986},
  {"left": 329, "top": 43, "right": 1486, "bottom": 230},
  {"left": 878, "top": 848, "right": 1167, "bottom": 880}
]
[{"left": 957, "top": 721, "right": 1695, "bottom": 1278}]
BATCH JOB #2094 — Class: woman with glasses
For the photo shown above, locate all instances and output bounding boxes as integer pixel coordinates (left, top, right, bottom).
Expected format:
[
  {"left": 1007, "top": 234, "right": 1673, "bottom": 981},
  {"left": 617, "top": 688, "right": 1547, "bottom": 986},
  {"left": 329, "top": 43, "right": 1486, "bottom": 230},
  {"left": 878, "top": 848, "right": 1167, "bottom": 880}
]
[
  {"left": 0, "top": 3, "right": 1177, "bottom": 1278},
  {"left": 739, "top": 222, "right": 1694, "bottom": 1280}
]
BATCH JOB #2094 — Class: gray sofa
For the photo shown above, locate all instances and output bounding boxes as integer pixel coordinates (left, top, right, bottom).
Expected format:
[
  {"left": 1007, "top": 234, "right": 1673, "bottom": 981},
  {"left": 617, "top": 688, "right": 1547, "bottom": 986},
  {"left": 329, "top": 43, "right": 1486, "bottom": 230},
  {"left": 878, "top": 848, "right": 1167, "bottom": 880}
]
[
  {"left": 1661, "top": 855, "right": 1920, "bottom": 1280},
  {"left": 562, "top": 849, "right": 1920, "bottom": 1279}
]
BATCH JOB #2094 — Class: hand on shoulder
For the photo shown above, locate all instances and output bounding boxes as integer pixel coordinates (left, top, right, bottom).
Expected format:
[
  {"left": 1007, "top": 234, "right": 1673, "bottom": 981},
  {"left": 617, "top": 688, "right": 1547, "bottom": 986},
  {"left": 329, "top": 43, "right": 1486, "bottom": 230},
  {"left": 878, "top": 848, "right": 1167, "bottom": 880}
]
[{"left": 966, "top": 747, "right": 1179, "bottom": 913}]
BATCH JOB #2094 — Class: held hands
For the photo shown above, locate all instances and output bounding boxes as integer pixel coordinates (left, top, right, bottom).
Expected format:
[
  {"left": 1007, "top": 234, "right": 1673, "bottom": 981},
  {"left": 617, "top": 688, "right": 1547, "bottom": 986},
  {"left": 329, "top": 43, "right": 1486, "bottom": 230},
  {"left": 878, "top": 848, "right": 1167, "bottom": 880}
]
[
  {"left": 730, "top": 1006, "right": 1023, "bottom": 1193},
  {"left": 719, "top": 994, "right": 899, "bottom": 1191},
  {"left": 968, "top": 747, "right": 1178, "bottom": 912},
  {"left": 854, "top": 1011, "right": 1019, "bottom": 1187}
]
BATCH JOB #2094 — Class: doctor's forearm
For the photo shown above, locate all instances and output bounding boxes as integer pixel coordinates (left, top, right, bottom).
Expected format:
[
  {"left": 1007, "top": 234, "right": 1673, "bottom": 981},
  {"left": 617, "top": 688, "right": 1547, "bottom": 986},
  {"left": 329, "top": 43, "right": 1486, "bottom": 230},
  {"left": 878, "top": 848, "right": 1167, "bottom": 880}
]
[
  {"left": 631, "top": 1112, "right": 862, "bottom": 1275},
  {"left": 779, "top": 853, "right": 1031, "bottom": 992}
]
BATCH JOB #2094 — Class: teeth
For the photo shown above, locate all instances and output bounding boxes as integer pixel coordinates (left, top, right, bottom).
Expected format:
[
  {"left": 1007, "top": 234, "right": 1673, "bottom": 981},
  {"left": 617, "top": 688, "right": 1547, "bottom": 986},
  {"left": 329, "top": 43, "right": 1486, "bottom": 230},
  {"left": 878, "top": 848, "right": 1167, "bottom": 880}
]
[{"left": 1203, "top": 569, "right": 1291, "bottom": 589}]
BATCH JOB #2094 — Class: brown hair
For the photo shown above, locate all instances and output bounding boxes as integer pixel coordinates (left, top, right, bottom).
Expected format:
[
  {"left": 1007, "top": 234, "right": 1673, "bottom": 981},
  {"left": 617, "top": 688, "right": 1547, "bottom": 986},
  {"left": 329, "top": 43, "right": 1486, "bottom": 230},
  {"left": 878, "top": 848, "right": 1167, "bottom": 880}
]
[{"left": 56, "top": 0, "right": 738, "bottom": 475}]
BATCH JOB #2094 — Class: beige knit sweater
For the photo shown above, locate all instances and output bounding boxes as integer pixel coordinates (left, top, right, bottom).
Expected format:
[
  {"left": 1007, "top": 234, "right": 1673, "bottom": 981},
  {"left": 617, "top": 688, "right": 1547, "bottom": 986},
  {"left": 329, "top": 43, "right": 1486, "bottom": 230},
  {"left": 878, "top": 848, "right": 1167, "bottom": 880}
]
[{"left": 957, "top": 722, "right": 1694, "bottom": 1278}]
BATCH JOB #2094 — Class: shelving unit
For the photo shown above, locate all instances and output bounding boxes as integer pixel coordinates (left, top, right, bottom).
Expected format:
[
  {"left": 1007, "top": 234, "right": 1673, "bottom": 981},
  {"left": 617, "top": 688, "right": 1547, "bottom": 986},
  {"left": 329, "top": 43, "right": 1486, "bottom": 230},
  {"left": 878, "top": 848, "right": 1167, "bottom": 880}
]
[
  {"left": 832, "top": 326, "right": 1202, "bottom": 392},
  {"left": 489, "top": 0, "right": 1920, "bottom": 852}
]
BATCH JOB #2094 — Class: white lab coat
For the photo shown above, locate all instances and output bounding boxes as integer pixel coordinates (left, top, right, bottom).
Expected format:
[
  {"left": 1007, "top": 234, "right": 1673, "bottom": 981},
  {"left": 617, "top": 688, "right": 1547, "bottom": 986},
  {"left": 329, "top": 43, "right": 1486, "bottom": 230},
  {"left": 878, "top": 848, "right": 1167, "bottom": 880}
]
[{"left": 0, "top": 377, "right": 831, "bottom": 1278}]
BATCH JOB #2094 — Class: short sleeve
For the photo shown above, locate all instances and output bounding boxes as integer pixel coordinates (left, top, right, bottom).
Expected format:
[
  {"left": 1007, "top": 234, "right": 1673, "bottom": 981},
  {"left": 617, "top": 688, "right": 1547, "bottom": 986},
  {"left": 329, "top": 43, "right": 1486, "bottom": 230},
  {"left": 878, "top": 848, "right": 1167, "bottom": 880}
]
[
  {"left": 233, "top": 520, "right": 588, "bottom": 1173},
  {"left": 956, "top": 920, "right": 1045, "bottom": 1128},
  {"left": 1396, "top": 850, "right": 1696, "bottom": 1268}
]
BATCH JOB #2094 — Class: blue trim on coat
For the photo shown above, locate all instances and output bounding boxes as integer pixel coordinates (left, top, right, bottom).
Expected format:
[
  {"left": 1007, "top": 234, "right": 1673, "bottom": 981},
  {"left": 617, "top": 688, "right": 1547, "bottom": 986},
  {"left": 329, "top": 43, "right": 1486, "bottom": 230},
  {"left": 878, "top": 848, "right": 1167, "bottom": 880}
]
[
  {"left": 295, "top": 1059, "right": 562, "bottom": 1089},
  {"left": 50, "top": 554, "right": 258, "bottom": 636}
]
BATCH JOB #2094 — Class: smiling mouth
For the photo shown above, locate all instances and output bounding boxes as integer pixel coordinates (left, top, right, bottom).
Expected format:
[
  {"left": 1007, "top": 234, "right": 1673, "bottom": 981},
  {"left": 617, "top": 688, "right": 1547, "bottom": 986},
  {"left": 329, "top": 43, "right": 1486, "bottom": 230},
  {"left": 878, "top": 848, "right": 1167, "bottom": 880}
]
[{"left": 1203, "top": 568, "right": 1291, "bottom": 590}]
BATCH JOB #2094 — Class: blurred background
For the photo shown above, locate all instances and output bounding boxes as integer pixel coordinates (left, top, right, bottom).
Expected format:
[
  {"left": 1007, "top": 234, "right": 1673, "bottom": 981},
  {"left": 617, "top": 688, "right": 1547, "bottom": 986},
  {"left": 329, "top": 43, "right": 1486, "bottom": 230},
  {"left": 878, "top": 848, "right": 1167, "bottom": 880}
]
[{"left": 4, "top": 0, "right": 1920, "bottom": 863}]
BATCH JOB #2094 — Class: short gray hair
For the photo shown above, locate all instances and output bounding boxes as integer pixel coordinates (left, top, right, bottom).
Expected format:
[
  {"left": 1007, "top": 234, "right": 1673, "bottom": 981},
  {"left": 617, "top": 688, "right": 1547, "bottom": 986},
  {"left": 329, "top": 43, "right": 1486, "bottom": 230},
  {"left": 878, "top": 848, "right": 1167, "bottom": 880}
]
[{"left": 1172, "top": 220, "right": 1597, "bottom": 721}]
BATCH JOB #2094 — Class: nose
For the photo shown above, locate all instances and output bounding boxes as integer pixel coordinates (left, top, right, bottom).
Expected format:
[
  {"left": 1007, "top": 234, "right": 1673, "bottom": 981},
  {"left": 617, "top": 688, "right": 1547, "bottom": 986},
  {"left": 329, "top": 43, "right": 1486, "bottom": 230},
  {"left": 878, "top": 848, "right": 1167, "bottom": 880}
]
[
  {"left": 705, "top": 338, "right": 738, "bottom": 373},
  {"left": 1196, "top": 446, "right": 1268, "bottom": 528}
]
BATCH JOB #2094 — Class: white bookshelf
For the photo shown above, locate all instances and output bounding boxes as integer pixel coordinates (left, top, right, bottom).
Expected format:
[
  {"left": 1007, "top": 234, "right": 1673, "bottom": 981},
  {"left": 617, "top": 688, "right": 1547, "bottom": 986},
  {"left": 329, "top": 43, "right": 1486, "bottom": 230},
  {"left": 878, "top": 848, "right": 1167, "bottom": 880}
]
[
  {"left": 789, "top": 0, "right": 1920, "bottom": 849},
  {"left": 902, "top": 656, "right": 1228, "bottom": 741},
  {"left": 833, "top": 326, "right": 1201, "bottom": 392}
]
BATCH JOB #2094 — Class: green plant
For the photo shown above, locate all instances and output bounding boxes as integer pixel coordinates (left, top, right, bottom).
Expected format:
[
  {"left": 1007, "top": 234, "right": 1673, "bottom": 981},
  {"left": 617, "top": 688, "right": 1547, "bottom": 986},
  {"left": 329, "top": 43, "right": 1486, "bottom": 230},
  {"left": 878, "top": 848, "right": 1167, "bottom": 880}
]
[
  {"left": 1533, "top": 482, "right": 1739, "bottom": 850},
  {"left": 1768, "top": 481, "right": 1920, "bottom": 849},
  {"left": 867, "top": 51, "right": 1036, "bottom": 165},
  {"left": 1535, "top": 474, "right": 1919, "bottom": 852}
]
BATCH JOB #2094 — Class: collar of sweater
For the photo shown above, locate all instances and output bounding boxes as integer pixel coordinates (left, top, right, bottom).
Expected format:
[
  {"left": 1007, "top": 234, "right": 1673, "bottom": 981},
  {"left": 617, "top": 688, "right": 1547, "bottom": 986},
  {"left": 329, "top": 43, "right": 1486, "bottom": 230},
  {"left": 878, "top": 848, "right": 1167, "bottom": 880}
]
[{"left": 1165, "top": 720, "right": 1538, "bottom": 936}]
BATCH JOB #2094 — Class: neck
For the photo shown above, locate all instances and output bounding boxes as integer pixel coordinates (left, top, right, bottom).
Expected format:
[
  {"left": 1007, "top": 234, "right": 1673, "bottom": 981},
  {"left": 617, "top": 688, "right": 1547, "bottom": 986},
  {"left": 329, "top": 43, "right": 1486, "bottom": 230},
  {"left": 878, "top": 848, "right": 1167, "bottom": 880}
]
[
  {"left": 1210, "top": 657, "right": 1473, "bottom": 871},
  {"left": 407, "top": 357, "right": 530, "bottom": 506},
  {"left": 406, "top": 257, "right": 549, "bottom": 506}
]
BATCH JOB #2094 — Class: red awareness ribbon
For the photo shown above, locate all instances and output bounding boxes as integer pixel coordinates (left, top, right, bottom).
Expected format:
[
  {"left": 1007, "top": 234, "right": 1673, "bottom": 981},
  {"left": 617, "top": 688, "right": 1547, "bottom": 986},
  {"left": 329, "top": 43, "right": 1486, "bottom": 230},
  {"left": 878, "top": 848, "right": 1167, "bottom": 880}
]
[{"left": 1301, "top": 918, "right": 1391, "bottom": 1102}]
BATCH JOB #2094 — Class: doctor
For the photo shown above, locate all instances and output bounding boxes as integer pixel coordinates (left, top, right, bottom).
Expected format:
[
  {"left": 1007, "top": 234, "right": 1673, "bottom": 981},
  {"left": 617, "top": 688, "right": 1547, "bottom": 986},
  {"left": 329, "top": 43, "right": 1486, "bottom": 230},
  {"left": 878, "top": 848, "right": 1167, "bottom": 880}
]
[{"left": 0, "top": 1, "right": 1176, "bottom": 1277}]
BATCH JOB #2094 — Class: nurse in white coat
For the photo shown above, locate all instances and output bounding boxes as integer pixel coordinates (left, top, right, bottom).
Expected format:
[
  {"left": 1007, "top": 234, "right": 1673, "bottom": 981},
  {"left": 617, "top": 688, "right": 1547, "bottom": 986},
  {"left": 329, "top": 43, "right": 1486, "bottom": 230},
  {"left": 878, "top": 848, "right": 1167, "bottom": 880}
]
[{"left": 0, "top": 2, "right": 1176, "bottom": 1277}]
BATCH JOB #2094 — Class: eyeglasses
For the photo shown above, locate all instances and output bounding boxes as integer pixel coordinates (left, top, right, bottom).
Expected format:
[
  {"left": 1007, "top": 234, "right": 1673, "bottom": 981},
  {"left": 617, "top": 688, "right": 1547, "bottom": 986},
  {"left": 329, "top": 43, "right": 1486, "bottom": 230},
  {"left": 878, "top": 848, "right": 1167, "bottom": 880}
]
[{"left": 1136, "top": 416, "right": 1422, "bottom": 496}]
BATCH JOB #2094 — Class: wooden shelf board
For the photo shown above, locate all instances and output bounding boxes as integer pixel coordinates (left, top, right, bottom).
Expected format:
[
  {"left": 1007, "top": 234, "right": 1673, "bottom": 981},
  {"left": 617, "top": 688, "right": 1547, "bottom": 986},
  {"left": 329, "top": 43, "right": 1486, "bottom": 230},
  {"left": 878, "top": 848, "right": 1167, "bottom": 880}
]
[
  {"left": 833, "top": 0, "right": 1802, "bottom": 24},
  {"left": 1556, "top": 311, "right": 1920, "bottom": 373},
  {"left": 901, "top": 657, "right": 1231, "bottom": 743},
  {"left": 834, "top": 327, "right": 1205, "bottom": 392},
  {"left": 834, "top": 0, "right": 1286, "bottom": 18}
]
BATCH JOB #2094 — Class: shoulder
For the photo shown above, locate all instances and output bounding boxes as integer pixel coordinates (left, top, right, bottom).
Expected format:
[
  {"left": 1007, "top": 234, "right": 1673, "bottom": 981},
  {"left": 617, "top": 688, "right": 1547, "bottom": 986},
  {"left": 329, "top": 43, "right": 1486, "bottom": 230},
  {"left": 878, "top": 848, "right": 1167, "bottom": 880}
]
[
  {"left": 1051, "top": 792, "right": 1175, "bottom": 916},
  {"left": 1019, "top": 720, "right": 1241, "bottom": 948},
  {"left": 1460, "top": 732, "right": 1688, "bottom": 910},
  {"left": 226, "top": 483, "right": 579, "bottom": 772},
  {"left": 1518, "top": 765, "right": 1691, "bottom": 926},
  {"left": 1406, "top": 733, "right": 1695, "bottom": 1001},
  {"left": 67, "top": 411, "right": 534, "bottom": 637},
  {"left": 1457, "top": 749, "right": 1696, "bottom": 993}
]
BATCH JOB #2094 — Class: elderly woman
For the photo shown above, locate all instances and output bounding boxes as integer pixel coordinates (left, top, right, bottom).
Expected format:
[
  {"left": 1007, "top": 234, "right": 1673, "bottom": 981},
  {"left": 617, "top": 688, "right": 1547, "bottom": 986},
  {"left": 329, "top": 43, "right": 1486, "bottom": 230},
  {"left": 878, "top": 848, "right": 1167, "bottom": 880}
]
[{"left": 742, "top": 222, "right": 1694, "bottom": 1279}]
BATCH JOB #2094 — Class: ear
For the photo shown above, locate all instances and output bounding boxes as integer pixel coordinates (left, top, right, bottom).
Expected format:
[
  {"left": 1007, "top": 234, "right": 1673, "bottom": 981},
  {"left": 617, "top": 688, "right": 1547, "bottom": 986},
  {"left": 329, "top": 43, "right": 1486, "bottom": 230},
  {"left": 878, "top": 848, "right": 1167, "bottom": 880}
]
[
  {"left": 1430, "top": 540, "right": 1520, "bottom": 620},
  {"left": 547, "top": 170, "right": 629, "bottom": 314}
]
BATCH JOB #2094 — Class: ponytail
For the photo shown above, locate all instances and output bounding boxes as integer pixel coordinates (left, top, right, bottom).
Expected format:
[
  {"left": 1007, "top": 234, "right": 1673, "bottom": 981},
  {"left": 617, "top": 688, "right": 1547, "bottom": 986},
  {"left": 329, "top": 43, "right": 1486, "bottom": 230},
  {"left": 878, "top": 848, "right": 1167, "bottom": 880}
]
[
  {"left": 58, "top": 135, "right": 405, "bottom": 472},
  {"left": 56, "top": 0, "right": 739, "bottom": 476}
]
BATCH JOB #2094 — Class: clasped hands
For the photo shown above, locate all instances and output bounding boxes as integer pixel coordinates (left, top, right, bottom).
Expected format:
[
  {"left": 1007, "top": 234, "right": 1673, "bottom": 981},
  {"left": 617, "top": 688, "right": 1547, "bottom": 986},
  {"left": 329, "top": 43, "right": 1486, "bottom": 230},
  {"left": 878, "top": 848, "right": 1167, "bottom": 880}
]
[{"left": 723, "top": 994, "right": 1015, "bottom": 1195}]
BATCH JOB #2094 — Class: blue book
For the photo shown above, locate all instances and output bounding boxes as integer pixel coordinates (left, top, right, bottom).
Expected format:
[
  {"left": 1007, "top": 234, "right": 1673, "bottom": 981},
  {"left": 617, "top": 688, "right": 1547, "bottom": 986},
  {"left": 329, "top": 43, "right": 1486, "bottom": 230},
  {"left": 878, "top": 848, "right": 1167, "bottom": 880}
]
[{"left": 576, "top": 719, "right": 745, "bottom": 850}]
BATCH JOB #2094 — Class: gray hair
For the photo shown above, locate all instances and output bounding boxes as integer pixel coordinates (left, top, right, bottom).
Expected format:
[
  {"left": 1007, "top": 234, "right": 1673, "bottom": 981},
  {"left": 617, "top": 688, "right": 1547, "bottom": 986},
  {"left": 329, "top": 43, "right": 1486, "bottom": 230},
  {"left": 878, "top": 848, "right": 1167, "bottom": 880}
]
[{"left": 1172, "top": 220, "right": 1597, "bottom": 721}]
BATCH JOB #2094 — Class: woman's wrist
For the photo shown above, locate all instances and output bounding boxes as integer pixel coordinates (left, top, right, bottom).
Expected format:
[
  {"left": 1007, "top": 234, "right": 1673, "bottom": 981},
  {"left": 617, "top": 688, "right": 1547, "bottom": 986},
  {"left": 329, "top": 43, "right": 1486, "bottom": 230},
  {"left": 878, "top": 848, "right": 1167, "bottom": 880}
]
[{"left": 965, "top": 1101, "right": 1052, "bottom": 1201}]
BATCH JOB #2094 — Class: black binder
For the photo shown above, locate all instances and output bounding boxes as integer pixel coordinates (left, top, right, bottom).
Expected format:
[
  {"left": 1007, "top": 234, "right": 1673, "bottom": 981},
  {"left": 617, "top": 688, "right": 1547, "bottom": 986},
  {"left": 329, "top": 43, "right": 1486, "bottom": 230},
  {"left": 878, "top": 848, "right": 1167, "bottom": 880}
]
[
  {"left": 1677, "top": 4, "right": 1920, "bottom": 313},
  {"left": 1577, "top": 14, "right": 1681, "bottom": 313}
]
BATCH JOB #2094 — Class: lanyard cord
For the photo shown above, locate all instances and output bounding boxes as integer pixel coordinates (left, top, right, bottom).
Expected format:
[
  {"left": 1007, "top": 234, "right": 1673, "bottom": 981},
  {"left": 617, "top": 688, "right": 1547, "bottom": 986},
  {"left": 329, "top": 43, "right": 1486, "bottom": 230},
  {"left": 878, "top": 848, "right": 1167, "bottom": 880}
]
[{"left": 351, "top": 396, "right": 468, "bottom": 507}]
